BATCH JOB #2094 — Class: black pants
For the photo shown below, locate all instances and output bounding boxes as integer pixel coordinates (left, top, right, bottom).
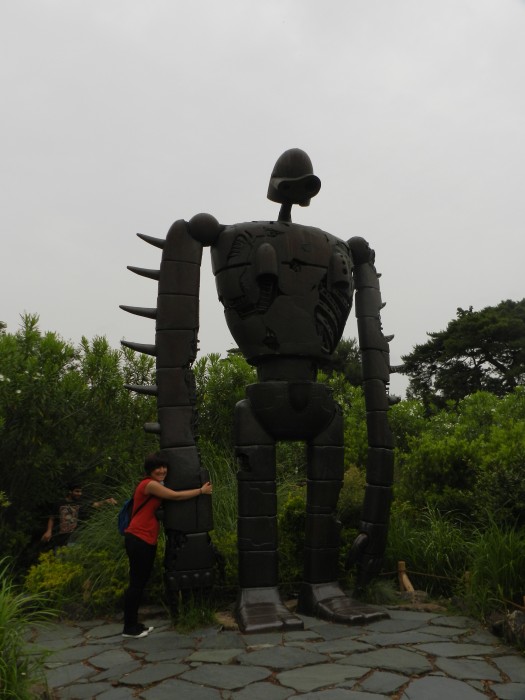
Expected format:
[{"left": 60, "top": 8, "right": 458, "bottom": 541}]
[{"left": 124, "top": 533, "right": 157, "bottom": 629}]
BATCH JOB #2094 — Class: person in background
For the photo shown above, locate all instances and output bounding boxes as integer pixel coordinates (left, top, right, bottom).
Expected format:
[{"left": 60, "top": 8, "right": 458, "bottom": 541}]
[
  {"left": 41, "top": 482, "right": 117, "bottom": 548},
  {"left": 122, "top": 453, "right": 212, "bottom": 639}
]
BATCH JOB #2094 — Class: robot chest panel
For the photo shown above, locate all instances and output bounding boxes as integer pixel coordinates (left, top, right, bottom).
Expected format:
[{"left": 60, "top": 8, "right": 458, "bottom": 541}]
[
  {"left": 212, "top": 221, "right": 346, "bottom": 297},
  {"left": 211, "top": 222, "right": 353, "bottom": 359}
]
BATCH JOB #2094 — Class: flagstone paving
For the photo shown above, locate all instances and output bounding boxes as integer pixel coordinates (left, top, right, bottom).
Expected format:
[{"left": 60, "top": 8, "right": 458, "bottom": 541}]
[{"left": 30, "top": 606, "right": 525, "bottom": 698}]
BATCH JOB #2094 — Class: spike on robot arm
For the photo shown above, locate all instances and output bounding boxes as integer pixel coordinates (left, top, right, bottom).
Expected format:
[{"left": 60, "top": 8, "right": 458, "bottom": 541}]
[{"left": 347, "top": 235, "right": 394, "bottom": 590}]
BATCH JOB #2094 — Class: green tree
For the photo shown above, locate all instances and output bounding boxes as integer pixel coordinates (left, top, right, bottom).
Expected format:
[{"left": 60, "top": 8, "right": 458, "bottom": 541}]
[
  {"left": 394, "top": 388, "right": 525, "bottom": 526},
  {"left": 319, "top": 337, "right": 362, "bottom": 386},
  {"left": 401, "top": 300, "right": 525, "bottom": 406},
  {"left": 0, "top": 315, "right": 157, "bottom": 566}
]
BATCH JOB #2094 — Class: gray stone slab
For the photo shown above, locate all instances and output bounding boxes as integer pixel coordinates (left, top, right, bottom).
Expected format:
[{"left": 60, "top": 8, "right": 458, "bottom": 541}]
[
  {"left": 301, "top": 691, "right": 389, "bottom": 700},
  {"left": 492, "top": 682, "right": 525, "bottom": 700},
  {"left": 57, "top": 681, "right": 113, "bottom": 698},
  {"left": 276, "top": 663, "right": 365, "bottom": 692},
  {"left": 97, "top": 688, "right": 136, "bottom": 700},
  {"left": 401, "top": 675, "right": 487, "bottom": 699},
  {"left": 307, "top": 623, "right": 362, "bottom": 641},
  {"left": 432, "top": 615, "right": 478, "bottom": 628},
  {"left": 366, "top": 617, "right": 428, "bottom": 633},
  {"left": 190, "top": 625, "right": 224, "bottom": 637},
  {"left": 358, "top": 670, "right": 409, "bottom": 694},
  {"left": 237, "top": 645, "right": 327, "bottom": 669},
  {"left": 187, "top": 648, "right": 244, "bottom": 664},
  {"left": 34, "top": 624, "right": 85, "bottom": 642},
  {"left": 119, "top": 661, "right": 188, "bottom": 685},
  {"left": 420, "top": 625, "right": 467, "bottom": 638},
  {"left": 180, "top": 663, "right": 271, "bottom": 689},
  {"left": 284, "top": 629, "right": 323, "bottom": 642},
  {"left": 91, "top": 660, "right": 143, "bottom": 682},
  {"left": 198, "top": 630, "right": 246, "bottom": 648},
  {"left": 141, "top": 677, "right": 222, "bottom": 699},
  {"left": 339, "top": 647, "right": 432, "bottom": 674},
  {"left": 385, "top": 609, "right": 438, "bottom": 622},
  {"left": 86, "top": 623, "right": 123, "bottom": 639},
  {"left": 297, "top": 613, "right": 324, "bottom": 627},
  {"left": 493, "top": 655, "right": 525, "bottom": 682},
  {"left": 143, "top": 647, "right": 194, "bottom": 662},
  {"left": 361, "top": 631, "right": 440, "bottom": 646},
  {"left": 122, "top": 629, "right": 195, "bottom": 652},
  {"left": 243, "top": 632, "right": 284, "bottom": 647},
  {"left": 467, "top": 629, "right": 502, "bottom": 644},
  {"left": 415, "top": 641, "right": 501, "bottom": 657},
  {"left": 310, "top": 638, "right": 374, "bottom": 654},
  {"left": 90, "top": 648, "right": 135, "bottom": 669},
  {"left": 46, "top": 660, "right": 98, "bottom": 687},
  {"left": 33, "top": 635, "right": 85, "bottom": 651},
  {"left": 76, "top": 618, "right": 107, "bottom": 628},
  {"left": 231, "top": 681, "right": 294, "bottom": 700},
  {"left": 47, "top": 643, "right": 107, "bottom": 663},
  {"left": 435, "top": 656, "right": 502, "bottom": 681}
]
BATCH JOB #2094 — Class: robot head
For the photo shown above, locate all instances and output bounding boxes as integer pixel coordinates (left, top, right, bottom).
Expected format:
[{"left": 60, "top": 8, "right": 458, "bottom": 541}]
[{"left": 267, "top": 148, "right": 321, "bottom": 207}]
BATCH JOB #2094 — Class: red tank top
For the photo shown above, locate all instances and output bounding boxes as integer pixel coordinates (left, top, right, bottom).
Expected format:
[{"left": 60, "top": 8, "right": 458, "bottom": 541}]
[{"left": 125, "top": 478, "right": 162, "bottom": 545}]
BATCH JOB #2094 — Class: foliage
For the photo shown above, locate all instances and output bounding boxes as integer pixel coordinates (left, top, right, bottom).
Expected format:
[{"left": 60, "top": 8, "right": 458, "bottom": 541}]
[
  {"left": 385, "top": 504, "right": 474, "bottom": 597},
  {"left": 337, "top": 465, "right": 366, "bottom": 528},
  {"left": 394, "top": 389, "right": 525, "bottom": 526},
  {"left": 463, "top": 520, "right": 525, "bottom": 619},
  {"left": 320, "top": 371, "right": 368, "bottom": 468},
  {"left": 319, "top": 337, "right": 362, "bottom": 386},
  {"left": 277, "top": 490, "right": 307, "bottom": 592},
  {"left": 24, "top": 492, "right": 166, "bottom": 618},
  {"left": 0, "top": 558, "right": 56, "bottom": 699},
  {"left": 193, "top": 353, "right": 256, "bottom": 452},
  {"left": 173, "top": 598, "right": 217, "bottom": 633},
  {"left": 0, "top": 315, "right": 157, "bottom": 566},
  {"left": 385, "top": 503, "right": 525, "bottom": 622},
  {"left": 401, "top": 300, "right": 525, "bottom": 406}
]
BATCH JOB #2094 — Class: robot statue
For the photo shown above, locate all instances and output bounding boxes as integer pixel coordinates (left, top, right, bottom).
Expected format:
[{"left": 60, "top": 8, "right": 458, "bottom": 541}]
[{"left": 121, "top": 148, "right": 394, "bottom": 633}]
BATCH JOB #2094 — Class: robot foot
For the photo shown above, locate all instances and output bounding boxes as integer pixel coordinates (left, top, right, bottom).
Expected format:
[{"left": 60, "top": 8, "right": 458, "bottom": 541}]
[
  {"left": 297, "top": 582, "right": 389, "bottom": 625},
  {"left": 236, "top": 587, "right": 304, "bottom": 634}
]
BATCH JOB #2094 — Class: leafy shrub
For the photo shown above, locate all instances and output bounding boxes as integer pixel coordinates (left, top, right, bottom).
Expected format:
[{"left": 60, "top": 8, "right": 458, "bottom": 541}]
[
  {"left": 278, "top": 490, "right": 306, "bottom": 593},
  {"left": 337, "top": 465, "right": 366, "bottom": 528},
  {"left": 394, "top": 389, "right": 525, "bottom": 525}
]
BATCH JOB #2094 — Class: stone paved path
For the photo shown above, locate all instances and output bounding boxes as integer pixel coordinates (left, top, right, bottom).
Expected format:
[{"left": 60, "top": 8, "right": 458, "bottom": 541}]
[{"left": 30, "top": 606, "right": 525, "bottom": 699}]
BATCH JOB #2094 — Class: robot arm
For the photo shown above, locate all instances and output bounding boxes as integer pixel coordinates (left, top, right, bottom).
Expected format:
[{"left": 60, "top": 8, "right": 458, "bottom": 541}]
[
  {"left": 347, "top": 236, "right": 394, "bottom": 588},
  {"left": 120, "top": 215, "right": 222, "bottom": 609}
]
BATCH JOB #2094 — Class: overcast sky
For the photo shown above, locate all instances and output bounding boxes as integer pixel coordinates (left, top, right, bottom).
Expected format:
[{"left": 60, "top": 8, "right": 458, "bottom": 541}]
[{"left": 2, "top": 0, "right": 525, "bottom": 397}]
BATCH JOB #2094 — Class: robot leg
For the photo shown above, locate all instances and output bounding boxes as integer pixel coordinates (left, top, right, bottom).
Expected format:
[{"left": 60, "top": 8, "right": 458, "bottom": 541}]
[
  {"left": 298, "top": 409, "right": 388, "bottom": 624},
  {"left": 234, "top": 398, "right": 303, "bottom": 633}
]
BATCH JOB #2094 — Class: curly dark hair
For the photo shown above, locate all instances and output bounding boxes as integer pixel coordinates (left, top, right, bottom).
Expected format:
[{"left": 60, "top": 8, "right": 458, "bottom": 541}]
[{"left": 143, "top": 453, "right": 168, "bottom": 474}]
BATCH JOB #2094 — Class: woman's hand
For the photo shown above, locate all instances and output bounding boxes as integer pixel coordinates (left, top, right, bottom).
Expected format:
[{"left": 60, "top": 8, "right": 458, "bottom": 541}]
[{"left": 200, "top": 481, "right": 212, "bottom": 495}]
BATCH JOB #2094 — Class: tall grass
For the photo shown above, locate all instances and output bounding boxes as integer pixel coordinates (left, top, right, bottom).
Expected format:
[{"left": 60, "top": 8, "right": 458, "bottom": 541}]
[
  {"left": 465, "top": 520, "right": 525, "bottom": 619},
  {"left": 1, "top": 558, "right": 56, "bottom": 699},
  {"left": 386, "top": 504, "right": 525, "bottom": 621},
  {"left": 385, "top": 504, "right": 474, "bottom": 597}
]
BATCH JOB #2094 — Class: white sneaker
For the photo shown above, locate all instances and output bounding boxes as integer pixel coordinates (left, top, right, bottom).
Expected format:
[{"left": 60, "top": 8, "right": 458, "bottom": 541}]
[{"left": 122, "top": 624, "right": 153, "bottom": 638}]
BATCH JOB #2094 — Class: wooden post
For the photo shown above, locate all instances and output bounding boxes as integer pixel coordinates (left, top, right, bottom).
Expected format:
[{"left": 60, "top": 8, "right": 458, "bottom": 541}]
[{"left": 398, "top": 560, "right": 415, "bottom": 592}]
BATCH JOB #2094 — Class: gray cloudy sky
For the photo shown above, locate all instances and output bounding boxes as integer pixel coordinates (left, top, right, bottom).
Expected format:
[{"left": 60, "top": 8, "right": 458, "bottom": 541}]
[{"left": 2, "top": 0, "right": 525, "bottom": 396}]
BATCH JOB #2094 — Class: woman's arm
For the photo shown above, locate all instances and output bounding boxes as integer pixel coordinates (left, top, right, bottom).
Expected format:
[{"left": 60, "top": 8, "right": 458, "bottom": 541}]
[
  {"left": 41, "top": 516, "right": 54, "bottom": 542},
  {"left": 145, "top": 480, "right": 212, "bottom": 500}
]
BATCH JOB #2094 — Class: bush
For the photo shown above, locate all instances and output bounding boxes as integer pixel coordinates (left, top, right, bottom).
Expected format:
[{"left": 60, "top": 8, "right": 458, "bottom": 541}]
[{"left": 278, "top": 490, "right": 307, "bottom": 593}]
